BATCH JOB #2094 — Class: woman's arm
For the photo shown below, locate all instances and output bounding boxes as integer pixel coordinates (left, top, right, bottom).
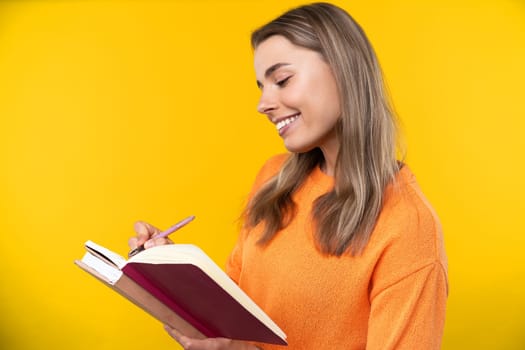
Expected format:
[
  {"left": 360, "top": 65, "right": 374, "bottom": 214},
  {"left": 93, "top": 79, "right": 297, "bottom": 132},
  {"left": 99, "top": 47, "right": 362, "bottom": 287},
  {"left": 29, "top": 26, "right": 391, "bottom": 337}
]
[{"left": 366, "top": 261, "right": 448, "bottom": 349}]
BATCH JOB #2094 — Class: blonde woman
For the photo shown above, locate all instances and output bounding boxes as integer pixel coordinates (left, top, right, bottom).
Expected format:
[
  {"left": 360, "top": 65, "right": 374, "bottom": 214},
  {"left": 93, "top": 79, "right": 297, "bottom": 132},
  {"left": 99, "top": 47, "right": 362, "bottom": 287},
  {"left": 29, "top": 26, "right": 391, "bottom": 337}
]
[{"left": 130, "top": 3, "right": 448, "bottom": 349}]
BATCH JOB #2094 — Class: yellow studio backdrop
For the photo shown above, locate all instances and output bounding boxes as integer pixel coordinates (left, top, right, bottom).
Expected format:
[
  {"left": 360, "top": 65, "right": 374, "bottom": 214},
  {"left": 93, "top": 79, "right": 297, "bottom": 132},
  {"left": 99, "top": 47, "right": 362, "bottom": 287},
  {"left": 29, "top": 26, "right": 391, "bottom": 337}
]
[{"left": 0, "top": 0, "right": 524, "bottom": 349}]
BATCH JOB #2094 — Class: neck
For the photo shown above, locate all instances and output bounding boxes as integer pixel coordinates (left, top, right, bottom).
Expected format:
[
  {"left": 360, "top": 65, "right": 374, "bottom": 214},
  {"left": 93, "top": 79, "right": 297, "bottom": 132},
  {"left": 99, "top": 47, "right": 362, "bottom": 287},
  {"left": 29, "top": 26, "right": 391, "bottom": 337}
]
[{"left": 319, "top": 142, "right": 338, "bottom": 177}]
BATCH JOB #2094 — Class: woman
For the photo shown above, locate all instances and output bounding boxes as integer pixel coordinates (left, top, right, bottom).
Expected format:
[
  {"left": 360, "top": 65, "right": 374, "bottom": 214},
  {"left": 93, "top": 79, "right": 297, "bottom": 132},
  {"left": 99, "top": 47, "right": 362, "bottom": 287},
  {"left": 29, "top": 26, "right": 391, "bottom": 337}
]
[{"left": 129, "top": 3, "right": 448, "bottom": 349}]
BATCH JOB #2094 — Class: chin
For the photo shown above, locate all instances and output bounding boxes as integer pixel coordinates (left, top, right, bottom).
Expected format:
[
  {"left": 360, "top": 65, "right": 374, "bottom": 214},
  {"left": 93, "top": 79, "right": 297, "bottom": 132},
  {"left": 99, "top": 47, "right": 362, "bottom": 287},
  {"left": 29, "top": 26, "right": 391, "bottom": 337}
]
[{"left": 283, "top": 142, "right": 315, "bottom": 154}]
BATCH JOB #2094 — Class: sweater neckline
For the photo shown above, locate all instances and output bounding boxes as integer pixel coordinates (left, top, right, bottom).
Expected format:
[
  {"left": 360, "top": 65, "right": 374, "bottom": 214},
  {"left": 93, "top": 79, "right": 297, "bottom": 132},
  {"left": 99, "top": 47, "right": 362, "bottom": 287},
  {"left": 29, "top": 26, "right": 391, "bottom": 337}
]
[
  {"left": 310, "top": 163, "right": 335, "bottom": 187},
  {"left": 308, "top": 162, "right": 413, "bottom": 190}
]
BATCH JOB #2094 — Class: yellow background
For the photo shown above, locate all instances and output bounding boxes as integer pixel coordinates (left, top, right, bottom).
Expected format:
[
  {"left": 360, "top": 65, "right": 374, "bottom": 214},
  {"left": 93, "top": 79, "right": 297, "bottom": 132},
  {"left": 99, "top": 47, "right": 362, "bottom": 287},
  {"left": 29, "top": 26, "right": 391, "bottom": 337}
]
[{"left": 1, "top": 0, "right": 524, "bottom": 349}]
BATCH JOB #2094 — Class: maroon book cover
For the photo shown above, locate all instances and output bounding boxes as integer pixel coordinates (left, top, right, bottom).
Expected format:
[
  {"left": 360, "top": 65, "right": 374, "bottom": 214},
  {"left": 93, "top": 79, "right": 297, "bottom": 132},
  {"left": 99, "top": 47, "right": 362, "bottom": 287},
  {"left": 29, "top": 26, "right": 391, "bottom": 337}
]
[{"left": 122, "top": 262, "right": 287, "bottom": 345}]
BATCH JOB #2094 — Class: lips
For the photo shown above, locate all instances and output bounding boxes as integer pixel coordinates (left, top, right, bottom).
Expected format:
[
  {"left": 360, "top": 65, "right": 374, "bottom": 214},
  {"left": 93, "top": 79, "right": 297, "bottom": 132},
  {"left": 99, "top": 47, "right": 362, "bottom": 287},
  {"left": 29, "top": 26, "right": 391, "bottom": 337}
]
[{"left": 275, "top": 113, "right": 300, "bottom": 132}]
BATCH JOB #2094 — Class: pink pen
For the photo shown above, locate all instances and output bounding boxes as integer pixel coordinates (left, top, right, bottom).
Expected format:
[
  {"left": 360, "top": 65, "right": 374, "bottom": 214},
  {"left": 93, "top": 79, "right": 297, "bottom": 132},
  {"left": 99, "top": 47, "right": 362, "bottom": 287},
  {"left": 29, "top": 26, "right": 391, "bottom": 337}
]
[{"left": 128, "top": 215, "right": 195, "bottom": 258}]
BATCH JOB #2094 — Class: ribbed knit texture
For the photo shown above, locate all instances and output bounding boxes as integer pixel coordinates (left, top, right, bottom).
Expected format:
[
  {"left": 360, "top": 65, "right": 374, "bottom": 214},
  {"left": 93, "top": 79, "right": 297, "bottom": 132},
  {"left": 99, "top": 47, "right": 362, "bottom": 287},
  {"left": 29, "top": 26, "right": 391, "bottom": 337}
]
[{"left": 226, "top": 154, "right": 448, "bottom": 349}]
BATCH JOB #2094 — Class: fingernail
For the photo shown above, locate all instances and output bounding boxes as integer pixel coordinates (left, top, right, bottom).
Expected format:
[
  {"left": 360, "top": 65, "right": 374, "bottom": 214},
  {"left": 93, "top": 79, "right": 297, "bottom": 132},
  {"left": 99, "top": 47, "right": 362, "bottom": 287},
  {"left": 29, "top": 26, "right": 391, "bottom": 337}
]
[
  {"left": 180, "top": 337, "right": 190, "bottom": 348},
  {"left": 144, "top": 240, "right": 154, "bottom": 249},
  {"left": 134, "top": 222, "right": 146, "bottom": 234}
]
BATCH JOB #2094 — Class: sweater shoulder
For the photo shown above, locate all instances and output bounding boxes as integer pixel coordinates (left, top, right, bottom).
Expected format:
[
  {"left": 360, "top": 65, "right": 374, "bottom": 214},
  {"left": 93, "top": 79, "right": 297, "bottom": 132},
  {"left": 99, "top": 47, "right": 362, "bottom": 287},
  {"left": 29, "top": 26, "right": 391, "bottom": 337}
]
[
  {"left": 251, "top": 153, "right": 289, "bottom": 189},
  {"left": 367, "top": 166, "right": 448, "bottom": 297},
  {"left": 373, "top": 165, "right": 447, "bottom": 270}
]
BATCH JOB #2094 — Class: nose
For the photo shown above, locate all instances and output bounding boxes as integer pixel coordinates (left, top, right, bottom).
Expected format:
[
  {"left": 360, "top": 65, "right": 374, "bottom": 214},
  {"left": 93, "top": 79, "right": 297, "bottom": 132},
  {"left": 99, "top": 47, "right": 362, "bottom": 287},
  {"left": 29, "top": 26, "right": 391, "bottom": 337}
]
[{"left": 257, "top": 88, "right": 278, "bottom": 115}]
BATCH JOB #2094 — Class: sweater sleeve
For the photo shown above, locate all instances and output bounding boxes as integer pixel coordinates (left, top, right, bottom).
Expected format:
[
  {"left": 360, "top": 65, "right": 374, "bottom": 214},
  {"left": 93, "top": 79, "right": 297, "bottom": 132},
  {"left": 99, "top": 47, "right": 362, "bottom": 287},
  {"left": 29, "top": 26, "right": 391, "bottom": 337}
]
[
  {"left": 225, "top": 230, "right": 244, "bottom": 283},
  {"left": 225, "top": 154, "right": 289, "bottom": 283},
  {"left": 365, "top": 168, "right": 448, "bottom": 349},
  {"left": 366, "top": 261, "right": 447, "bottom": 349}
]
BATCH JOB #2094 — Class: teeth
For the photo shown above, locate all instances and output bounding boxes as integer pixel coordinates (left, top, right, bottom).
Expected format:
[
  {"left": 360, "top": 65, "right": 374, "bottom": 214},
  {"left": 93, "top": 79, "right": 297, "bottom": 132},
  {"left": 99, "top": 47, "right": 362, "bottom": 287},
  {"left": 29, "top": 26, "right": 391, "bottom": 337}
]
[{"left": 276, "top": 114, "right": 300, "bottom": 131}]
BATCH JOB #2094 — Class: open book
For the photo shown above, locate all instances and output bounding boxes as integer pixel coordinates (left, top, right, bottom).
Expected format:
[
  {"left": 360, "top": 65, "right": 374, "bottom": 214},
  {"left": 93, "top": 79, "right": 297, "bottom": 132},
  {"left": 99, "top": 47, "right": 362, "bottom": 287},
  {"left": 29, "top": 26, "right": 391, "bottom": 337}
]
[{"left": 75, "top": 241, "right": 287, "bottom": 345}]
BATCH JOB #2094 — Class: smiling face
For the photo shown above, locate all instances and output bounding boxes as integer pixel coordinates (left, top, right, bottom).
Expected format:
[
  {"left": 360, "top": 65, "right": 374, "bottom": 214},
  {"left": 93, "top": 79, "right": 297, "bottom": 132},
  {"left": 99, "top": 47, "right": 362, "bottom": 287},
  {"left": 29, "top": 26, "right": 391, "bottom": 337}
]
[{"left": 254, "top": 35, "right": 341, "bottom": 160}]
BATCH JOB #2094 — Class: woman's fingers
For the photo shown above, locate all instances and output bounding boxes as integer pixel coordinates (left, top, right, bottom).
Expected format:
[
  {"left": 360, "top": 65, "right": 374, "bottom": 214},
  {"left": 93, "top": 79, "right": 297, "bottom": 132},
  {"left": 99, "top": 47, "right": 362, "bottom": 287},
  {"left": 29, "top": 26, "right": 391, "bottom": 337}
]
[
  {"left": 164, "top": 325, "right": 257, "bottom": 350},
  {"left": 164, "top": 324, "right": 185, "bottom": 343},
  {"left": 129, "top": 221, "right": 161, "bottom": 248},
  {"left": 144, "top": 236, "right": 173, "bottom": 249}
]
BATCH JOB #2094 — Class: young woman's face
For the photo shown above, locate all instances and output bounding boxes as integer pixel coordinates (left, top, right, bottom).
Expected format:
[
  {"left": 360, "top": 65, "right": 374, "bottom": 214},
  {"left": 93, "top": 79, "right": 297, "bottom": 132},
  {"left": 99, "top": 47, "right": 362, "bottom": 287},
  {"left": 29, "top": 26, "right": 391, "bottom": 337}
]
[{"left": 254, "top": 35, "right": 341, "bottom": 156}]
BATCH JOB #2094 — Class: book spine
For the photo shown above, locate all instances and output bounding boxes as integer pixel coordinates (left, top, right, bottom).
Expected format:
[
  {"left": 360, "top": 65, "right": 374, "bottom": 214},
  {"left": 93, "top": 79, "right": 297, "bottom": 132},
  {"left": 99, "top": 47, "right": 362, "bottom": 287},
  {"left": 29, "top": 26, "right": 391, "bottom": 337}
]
[{"left": 123, "top": 264, "right": 215, "bottom": 338}]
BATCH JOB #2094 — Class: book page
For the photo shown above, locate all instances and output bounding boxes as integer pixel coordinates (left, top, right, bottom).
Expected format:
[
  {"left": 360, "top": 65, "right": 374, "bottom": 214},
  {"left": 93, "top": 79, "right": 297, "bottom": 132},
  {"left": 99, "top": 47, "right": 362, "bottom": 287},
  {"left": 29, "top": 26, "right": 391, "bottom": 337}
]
[
  {"left": 81, "top": 252, "right": 123, "bottom": 284},
  {"left": 85, "top": 240, "right": 128, "bottom": 269}
]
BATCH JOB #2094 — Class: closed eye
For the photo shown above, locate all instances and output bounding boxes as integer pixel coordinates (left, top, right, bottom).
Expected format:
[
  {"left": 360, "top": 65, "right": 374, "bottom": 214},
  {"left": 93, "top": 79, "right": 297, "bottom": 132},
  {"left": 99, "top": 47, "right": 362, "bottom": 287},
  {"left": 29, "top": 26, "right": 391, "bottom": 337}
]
[{"left": 276, "top": 76, "right": 292, "bottom": 87}]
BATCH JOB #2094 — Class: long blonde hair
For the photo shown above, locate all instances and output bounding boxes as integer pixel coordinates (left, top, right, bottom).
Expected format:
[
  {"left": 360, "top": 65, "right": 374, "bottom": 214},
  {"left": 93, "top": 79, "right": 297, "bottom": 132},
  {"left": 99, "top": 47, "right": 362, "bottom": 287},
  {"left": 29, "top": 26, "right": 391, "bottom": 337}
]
[{"left": 246, "top": 3, "right": 400, "bottom": 256}]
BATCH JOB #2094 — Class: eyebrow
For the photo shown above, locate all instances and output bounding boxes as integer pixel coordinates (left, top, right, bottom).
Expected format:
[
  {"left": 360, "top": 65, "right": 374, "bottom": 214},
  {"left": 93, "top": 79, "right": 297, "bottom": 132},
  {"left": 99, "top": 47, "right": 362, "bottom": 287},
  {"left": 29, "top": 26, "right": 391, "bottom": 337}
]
[{"left": 256, "top": 62, "right": 291, "bottom": 88}]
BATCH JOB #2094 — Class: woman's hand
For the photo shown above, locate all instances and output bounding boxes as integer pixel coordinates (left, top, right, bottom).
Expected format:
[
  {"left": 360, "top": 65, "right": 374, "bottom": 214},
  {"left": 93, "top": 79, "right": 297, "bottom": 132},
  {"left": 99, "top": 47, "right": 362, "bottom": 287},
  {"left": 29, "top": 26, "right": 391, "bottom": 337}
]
[
  {"left": 164, "top": 325, "right": 261, "bottom": 350},
  {"left": 128, "top": 221, "right": 172, "bottom": 251}
]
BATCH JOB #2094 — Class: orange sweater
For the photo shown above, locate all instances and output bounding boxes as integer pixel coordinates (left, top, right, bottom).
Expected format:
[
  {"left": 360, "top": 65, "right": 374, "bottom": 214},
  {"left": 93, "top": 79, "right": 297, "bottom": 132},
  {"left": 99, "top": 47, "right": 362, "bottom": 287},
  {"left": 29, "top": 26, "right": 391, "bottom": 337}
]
[{"left": 226, "top": 154, "right": 448, "bottom": 349}]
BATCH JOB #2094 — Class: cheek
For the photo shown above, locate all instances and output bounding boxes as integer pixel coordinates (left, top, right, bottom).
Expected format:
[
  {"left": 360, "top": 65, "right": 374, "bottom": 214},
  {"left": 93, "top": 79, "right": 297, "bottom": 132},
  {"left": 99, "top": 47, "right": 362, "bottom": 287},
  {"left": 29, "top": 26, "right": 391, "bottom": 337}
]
[
  {"left": 313, "top": 67, "right": 341, "bottom": 119},
  {"left": 324, "top": 93, "right": 342, "bottom": 120},
  {"left": 280, "top": 87, "right": 305, "bottom": 108},
  {"left": 317, "top": 81, "right": 341, "bottom": 121},
  {"left": 280, "top": 75, "right": 341, "bottom": 120}
]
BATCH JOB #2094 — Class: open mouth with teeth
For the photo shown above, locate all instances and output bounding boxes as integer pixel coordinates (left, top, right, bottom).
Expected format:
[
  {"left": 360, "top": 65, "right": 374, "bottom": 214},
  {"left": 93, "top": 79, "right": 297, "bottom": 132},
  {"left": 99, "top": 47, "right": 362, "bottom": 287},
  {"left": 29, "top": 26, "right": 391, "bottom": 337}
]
[{"left": 276, "top": 113, "right": 300, "bottom": 134}]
